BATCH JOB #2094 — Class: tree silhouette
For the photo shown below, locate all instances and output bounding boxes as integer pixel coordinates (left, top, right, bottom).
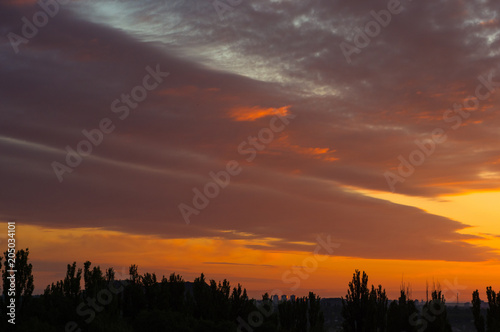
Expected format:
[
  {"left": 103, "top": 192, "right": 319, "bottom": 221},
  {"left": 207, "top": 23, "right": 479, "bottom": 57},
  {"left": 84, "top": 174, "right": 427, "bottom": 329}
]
[
  {"left": 193, "top": 273, "right": 212, "bottom": 319},
  {"left": 258, "top": 292, "right": 279, "bottom": 331},
  {"left": 485, "top": 287, "right": 500, "bottom": 331},
  {"left": 471, "top": 287, "right": 500, "bottom": 332},
  {"left": 163, "top": 272, "right": 185, "bottom": 311},
  {"left": 142, "top": 272, "right": 158, "bottom": 310},
  {"left": 5, "top": 259, "right": 327, "bottom": 331},
  {"left": 278, "top": 296, "right": 308, "bottom": 331},
  {"left": 2, "top": 248, "right": 34, "bottom": 316},
  {"left": 472, "top": 289, "right": 485, "bottom": 332},
  {"left": 309, "top": 291, "right": 325, "bottom": 331},
  {"left": 230, "top": 282, "right": 252, "bottom": 320},
  {"left": 341, "top": 270, "right": 372, "bottom": 332},
  {"left": 210, "top": 278, "right": 231, "bottom": 320},
  {"left": 83, "top": 261, "right": 106, "bottom": 299},
  {"left": 422, "top": 290, "right": 452, "bottom": 332},
  {"left": 123, "top": 264, "right": 146, "bottom": 318},
  {"left": 387, "top": 289, "right": 418, "bottom": 332},
  {"left": 63, "top": 262, "right": 82, "bottom": 303}
]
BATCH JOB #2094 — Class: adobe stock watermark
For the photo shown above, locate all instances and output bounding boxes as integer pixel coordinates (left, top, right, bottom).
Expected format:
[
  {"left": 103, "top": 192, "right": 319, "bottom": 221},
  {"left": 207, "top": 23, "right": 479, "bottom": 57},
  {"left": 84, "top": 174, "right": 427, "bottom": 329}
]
[
  {"left": 51, "top": 64, "right": 169, "bottom": 182},
  {"left": 65, "top": 267, "right": 130, "bottom": 332},
  {"left": 384, "top": 70, "right": 500, "bottom": 192},
  {"left": 340, "top": 0, "right": 410, "bottom": 64},
  {"left": 7, "top": 0, "right": 73, "bottom": 54},
  {"left": 178, "top": 111, "right": 295, "bottom": 224},
  {"left": 237, "top": 234, "right": 340, "bottom": 332},
  {"left": 409, "top": 278, "right": 467, "bottom": 332}
]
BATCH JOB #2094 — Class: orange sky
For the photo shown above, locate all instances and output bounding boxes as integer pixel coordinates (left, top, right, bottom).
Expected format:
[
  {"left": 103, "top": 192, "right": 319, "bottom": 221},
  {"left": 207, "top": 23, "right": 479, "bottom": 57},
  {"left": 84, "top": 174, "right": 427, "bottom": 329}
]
[{"left": 3, "top": 186, "right": 500, "bottom": 302}]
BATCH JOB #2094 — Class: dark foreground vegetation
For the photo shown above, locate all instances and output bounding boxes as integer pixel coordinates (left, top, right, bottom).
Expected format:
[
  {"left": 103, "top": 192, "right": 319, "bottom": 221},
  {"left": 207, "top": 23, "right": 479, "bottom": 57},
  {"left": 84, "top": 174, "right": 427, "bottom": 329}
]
[
  {"left": 1, "top": 249, "right": 324, "bottom": 331},
  {"left": 1, "top": 249, "right": 499, "bottom": 331}
]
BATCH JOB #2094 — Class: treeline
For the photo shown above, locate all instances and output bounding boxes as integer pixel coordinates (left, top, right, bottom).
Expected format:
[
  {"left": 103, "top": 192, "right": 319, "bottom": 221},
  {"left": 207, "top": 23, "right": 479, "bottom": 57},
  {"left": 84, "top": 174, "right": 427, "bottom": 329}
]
[
  {"left": 472, "top": 287, "right": 500, "bottom": 332},
  {"left": 0, "top": 249, "right": 324, "bottom": 331},
  {"left": 341, "top": 270, "right": 452, "bottom": 332},
  {"left": 339, "top": 270, "right": 500, "bottom": 332},
  {"left": 3, "top": 250, "right": 500, "bottom": 331}
]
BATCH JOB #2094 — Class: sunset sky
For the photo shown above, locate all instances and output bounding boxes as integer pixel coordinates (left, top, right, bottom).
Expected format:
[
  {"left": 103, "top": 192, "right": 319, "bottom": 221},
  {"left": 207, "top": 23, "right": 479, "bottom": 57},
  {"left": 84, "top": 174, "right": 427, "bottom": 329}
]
[{"left": 1, "top": 0, "right": 500, "bottom": 302}]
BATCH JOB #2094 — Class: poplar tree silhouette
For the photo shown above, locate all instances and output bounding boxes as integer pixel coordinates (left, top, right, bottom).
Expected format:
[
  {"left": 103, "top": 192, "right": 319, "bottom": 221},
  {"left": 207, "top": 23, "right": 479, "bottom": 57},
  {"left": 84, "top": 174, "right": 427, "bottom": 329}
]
[
  {"left": 2, "top": 248, "right": 34, "bottom": 322},
  {"left": 472, "top": 289, "right": 485, "bottom": 332},
  {"left": 472, "top": 287, "right": 500, "bottom": 332}
]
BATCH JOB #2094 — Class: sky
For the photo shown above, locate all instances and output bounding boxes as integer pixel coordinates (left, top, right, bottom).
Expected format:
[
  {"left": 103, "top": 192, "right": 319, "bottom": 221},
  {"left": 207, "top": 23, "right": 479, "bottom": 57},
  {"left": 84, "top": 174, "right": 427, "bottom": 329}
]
[{"left": 1, "top": 0, "right": 500, "bottom": 301}]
